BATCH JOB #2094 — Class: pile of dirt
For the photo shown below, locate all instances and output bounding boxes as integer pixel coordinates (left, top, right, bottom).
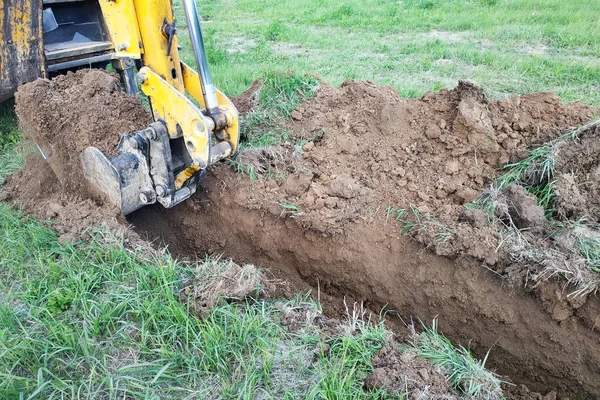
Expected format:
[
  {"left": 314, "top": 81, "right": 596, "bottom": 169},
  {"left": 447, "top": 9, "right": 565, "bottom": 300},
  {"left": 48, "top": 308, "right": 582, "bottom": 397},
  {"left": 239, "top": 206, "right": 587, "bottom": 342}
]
[
  {"left": 5, "top": 69, "right": 600, "bottom": 398},
  {"left": 13, "top": 69, "right": 151, "bottom": 195},
  {"left": 553, "top": 124, "right": 600, "bottom": 221},
  {"left": 5, "top": 69, "right": 152, "bottom": 242},
  {"left": 238, "top": 80, "right": 594, "bottom": 235}
]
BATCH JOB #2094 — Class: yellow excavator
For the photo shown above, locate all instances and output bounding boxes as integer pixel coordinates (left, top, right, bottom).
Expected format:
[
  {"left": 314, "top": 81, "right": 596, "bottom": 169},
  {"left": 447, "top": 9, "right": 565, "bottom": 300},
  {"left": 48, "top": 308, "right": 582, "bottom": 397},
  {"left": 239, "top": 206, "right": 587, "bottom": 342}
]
[{"left": 0, "top": 0, "right": 239, "bottom": 214}]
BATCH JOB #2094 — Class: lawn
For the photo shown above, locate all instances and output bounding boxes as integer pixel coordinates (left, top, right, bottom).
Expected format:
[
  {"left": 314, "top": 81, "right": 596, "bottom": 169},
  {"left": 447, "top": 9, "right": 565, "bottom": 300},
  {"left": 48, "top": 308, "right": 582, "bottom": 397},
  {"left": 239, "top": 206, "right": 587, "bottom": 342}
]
[
  {"left": 175, "top": 0, "right": 600, "bottom": 104},
  {"left": 1, "top": 0, "right": 599, "bottom": 398}
]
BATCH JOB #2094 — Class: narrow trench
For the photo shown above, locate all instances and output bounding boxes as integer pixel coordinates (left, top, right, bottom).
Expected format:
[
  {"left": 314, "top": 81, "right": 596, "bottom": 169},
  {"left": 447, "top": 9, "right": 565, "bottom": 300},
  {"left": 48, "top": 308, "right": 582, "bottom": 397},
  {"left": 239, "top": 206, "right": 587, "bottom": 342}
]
[{"left": 128, "top": 174, "right": 600, "bottom": 400}]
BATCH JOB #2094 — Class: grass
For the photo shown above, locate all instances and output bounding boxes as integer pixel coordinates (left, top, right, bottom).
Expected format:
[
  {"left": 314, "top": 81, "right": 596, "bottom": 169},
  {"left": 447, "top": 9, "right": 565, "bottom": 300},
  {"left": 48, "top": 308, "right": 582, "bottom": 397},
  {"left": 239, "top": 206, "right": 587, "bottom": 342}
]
[
  {"left": 0, "top": 206, "right": 399, "bottom": 399},
  {"left": 240, "top": 71, "right": 319, "bottom": 148},
  {"left": 571, "top": 221, "right": 600, "bottom": 274},
  {"left": 0, "top": 100, "right": 19, "bottom": 151},
  {"left": 410, "top": 320, "right": 504, "bottom": 400},
  {"left": 171, "top": 0, "right": 600, "bottom": 105},
  {"left": 228, "top": 71, "right": 319, "bottom": 179}
]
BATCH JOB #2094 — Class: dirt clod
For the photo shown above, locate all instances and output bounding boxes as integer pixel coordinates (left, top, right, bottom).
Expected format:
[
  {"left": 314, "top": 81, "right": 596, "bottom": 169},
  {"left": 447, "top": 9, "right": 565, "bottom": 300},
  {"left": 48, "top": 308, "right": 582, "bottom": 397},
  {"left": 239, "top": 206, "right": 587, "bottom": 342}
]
[
  {"left": 502, "top": 184, "right": 547, "bottom": 231},
  {"left": 364, "top": 344, "right": 455, "bottom": 399}
]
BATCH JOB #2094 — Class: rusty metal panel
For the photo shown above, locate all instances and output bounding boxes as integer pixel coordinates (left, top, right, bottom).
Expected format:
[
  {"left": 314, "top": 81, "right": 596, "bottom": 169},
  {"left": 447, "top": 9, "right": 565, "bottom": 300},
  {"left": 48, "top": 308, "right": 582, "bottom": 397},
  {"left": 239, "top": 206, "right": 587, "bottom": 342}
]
[{"left": 0, "top": 0, "right": 44, "bottom": 103}]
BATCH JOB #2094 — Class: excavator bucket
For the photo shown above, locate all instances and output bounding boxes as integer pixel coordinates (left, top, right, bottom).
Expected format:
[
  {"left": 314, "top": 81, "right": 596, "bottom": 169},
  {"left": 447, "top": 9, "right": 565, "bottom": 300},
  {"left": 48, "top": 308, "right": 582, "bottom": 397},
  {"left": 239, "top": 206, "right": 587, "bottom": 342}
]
[{"left": 0, "top": 0, "right": 45, "bottom": 102}]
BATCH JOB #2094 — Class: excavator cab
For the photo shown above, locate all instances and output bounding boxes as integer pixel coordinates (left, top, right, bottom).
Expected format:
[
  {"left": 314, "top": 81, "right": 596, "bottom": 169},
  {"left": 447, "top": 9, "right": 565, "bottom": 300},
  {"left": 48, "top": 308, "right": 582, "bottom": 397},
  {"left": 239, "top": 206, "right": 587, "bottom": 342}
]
[{"left": 0, "top": 0, "right": 239, "bottom": 214}]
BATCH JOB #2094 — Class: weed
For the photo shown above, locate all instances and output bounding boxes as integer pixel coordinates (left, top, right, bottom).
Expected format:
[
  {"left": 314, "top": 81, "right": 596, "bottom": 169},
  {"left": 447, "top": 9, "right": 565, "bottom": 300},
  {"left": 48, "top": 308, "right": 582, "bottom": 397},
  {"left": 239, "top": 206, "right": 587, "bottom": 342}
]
[
  {"left": 410, "top": 320, "right": 504, "bottom": 399},
  {"left": 279, "top": 202, "right": 301, "bottom": 218},
  {"left": 385, "top": 206, "right": 406, "bottom": 224}
]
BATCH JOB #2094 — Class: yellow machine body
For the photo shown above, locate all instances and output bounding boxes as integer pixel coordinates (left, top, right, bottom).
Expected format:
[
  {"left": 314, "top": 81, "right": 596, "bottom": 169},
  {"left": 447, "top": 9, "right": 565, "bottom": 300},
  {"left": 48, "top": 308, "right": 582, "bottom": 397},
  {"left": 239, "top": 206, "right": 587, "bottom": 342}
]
[{"left": 0, "top": 0, "right": 45, "bottom": 103}]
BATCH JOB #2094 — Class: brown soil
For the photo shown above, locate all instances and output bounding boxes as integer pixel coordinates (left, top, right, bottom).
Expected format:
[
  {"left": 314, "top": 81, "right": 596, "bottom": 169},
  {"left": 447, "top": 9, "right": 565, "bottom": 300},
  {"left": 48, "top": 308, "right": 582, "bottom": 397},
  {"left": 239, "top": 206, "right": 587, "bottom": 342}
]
[
  {"left": 5, "top": 70, "right": 600, "bottom": 399},
  {"left": 553, "top": 124, "right": 600, "bottom": 221},
  {"left": 365, "top": 344, "right": 456, "bottom": 399},
  {"left": 13, "top": 69, "right": 151, "bottom": 195}
]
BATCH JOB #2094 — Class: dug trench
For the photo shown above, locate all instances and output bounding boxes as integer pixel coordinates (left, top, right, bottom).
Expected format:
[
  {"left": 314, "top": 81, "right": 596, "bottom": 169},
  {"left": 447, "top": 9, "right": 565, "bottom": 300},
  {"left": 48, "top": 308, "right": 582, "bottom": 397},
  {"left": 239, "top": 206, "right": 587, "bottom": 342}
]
[{"left": 7, "top": 69, "right": 600, "bottom": 399}]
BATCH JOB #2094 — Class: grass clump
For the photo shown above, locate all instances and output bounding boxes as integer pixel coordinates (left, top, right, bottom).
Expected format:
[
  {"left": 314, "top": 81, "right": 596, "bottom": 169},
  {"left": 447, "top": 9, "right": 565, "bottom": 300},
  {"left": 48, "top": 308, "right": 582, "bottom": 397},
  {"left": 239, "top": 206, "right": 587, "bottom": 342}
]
[
  {"left": 240, "top": 71, "right": 319, "bottom": 148},
  {"left": 0, "top": 100, "right": 20, "bottom": 151},
  {"left": 410, "top": 320, "right": 504, "bottom": 400},
  {"left": 470, "top": 119, "right": 600, "bottom": 219},
  {"left": 258, "top": 71, "right": 319, "bottom": 120}
]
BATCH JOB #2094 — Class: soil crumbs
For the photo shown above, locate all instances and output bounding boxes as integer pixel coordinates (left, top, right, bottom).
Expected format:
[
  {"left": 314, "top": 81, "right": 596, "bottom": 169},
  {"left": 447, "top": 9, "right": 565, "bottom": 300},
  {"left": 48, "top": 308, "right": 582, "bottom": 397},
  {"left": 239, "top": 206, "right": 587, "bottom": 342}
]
[
  {"left": 5, "top": 69, "right": 151, "bottom": 242},
  {"left": 4, "top": 69, "right": 600, "bottom": 399}
]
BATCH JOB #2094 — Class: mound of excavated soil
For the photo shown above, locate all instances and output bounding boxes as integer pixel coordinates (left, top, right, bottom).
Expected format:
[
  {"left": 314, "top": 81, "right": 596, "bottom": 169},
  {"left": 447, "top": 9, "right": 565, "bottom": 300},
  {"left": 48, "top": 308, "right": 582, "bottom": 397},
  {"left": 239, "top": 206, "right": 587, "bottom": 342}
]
[
  {"left": 4, "top": 71, "right": 600, "bottom": 398},
  {"left": 240, "top": 80, "right": 594, "bottom": 235},
  {"left": 13, "top": 69, "right": 151, "bottom": 196},
  {"left": 6, "top": 69, "right": 152, "bottom": 242},
  {"left": 553, "top": 124, "right": 600, "bottom": 221}
]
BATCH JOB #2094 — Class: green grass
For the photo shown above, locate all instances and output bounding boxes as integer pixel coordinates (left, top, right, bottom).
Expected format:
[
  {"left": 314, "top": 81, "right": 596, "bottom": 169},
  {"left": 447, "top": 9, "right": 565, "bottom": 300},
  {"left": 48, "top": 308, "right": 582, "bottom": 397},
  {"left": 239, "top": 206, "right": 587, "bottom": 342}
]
[
  {"left": 172, "top": 0, "right": 600, "bottom": 105},
  {"left": 0, "top": 205, "right": 399, "bottom": 399},
  {"left": 410, "top": 320, "right": 504, "bottom": 400},
  {"left": 240, "top": 71, "right": 319, "bottom": 148},
  {"left": 0, "top": 100, "right": 19, "bottom": 150}
]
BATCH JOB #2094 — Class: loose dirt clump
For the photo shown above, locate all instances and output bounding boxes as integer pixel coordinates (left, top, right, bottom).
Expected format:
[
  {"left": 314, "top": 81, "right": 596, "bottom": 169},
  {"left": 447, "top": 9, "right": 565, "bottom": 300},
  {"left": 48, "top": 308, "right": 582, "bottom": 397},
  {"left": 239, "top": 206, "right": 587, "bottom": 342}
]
[{"left": 365, "top": 344, "right": 456, "bottom": 399}]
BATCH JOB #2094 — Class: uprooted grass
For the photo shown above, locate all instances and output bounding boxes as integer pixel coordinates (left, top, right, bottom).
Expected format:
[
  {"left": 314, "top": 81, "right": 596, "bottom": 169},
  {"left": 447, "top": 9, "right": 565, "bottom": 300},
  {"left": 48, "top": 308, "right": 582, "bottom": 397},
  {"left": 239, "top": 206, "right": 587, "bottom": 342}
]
[
  {"left": 0, "top": 204, "right": 404, "bottom": 399},
  {"left": 463, "top": 121, "right": 600, "bottom": 295},
  {"left": 490, "top": 119, "right": 600, "bottom": 216},
  {"left": 409, "top": 320, "right": 505, "bottom": 400}
]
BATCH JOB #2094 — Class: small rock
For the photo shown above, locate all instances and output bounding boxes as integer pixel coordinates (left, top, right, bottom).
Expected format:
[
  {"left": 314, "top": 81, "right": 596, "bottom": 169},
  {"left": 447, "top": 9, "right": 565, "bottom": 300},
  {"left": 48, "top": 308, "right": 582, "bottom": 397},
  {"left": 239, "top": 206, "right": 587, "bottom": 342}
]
[
  {"left": 291, "top": 110, "right": 303, "bottom": 121},
  {"left": 0, "top": 192, "right": 9, "bottom": 201},
  {"left": 417, "top": 368, "right": 430, "bottom": 382},
  {"left": 302, "top": 141, "right": 315, "bottom": 152}
]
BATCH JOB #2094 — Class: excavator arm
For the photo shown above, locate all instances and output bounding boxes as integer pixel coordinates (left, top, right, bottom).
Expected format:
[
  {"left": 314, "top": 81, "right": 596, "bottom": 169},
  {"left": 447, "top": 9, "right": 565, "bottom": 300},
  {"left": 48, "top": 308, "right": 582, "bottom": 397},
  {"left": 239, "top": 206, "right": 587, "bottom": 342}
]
[{"left": 1, "top": 0, "right": 239, "bottom": 214}]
